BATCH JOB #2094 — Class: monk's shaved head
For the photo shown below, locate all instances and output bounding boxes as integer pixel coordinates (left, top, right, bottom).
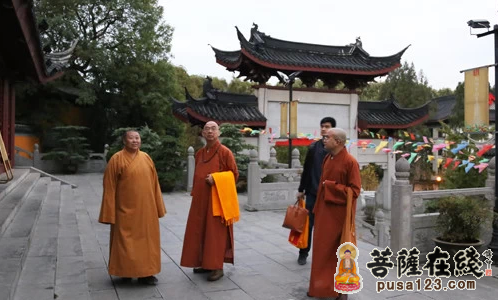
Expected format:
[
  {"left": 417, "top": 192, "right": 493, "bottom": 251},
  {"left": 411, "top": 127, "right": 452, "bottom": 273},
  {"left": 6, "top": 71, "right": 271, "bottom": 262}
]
[
  {"left": 204, "top": 121, "right": 219, "bottom": 129},
  {"left": 202, "top": 121, "right": 220, "bottom": 144},
  {"left": 329, "top": 128, "right": 347, "bottom": 143},
  {"left": 122, "top": 130, "right": 139, "bottom": 142}
]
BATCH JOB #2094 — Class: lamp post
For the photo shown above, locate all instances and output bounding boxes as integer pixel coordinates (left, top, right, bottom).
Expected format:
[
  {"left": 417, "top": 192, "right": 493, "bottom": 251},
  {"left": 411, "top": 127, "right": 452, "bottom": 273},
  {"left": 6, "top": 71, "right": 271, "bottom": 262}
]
[
  {"left": 286, "top": 71, "right": 302, "bottom": 168},
  {"left": 277, "top": 71, "right": 302, "bottom": 168},
  {"left": 468, "top": 19, "right": 498, "bottom": 260}
]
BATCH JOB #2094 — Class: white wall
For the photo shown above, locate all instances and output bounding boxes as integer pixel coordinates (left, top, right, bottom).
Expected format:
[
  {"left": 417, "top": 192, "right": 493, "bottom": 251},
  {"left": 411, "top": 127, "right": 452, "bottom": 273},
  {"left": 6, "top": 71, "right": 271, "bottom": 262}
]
[{"left": 257, "top": 86, "right": 359, "bottom": 161}]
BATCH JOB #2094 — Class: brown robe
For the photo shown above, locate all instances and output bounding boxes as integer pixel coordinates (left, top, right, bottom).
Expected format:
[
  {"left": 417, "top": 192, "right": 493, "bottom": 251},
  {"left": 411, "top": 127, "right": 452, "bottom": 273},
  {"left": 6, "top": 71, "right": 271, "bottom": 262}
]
[
  {"left": 99, "top": 150, "right": 166, "bottom": 277},
  {"left": 308, "top": 147, "right": 361, "bottom": 298},
  {"left": 180, "top": 140, "right": 239, "bottom": 269}
]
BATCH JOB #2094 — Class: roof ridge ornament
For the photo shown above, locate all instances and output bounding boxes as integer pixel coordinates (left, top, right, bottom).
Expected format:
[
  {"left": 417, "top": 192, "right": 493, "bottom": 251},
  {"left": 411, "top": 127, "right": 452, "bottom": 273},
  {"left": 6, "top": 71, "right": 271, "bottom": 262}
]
[{"left": 250, "top": 23, "right": 265, "bottom": 47}]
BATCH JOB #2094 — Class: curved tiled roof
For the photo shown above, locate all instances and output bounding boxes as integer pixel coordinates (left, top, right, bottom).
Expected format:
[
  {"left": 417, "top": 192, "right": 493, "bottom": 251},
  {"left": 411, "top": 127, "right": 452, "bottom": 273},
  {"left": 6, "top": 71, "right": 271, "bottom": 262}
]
[
  {"left": 171, "top": 90, "right": 266, "bottom": 128},
  {"left": 212, "top": 24, "right": 408, "bottom": 87},
  {"left": 428, "top": 95, "right": 457, "bottom": 122},
  {"left": 358, "top": 99, "right": 430, "bottom": 129}
]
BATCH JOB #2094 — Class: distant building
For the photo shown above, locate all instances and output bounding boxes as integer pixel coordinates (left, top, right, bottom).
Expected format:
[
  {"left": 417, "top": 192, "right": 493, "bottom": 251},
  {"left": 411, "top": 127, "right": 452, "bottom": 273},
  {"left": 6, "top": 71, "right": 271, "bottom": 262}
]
[
  {"left": 0, "top": 0, "right": 76, "bottom": 174},
  {"left": 176, "top": 24, "right": 408, "bottom": 160}
]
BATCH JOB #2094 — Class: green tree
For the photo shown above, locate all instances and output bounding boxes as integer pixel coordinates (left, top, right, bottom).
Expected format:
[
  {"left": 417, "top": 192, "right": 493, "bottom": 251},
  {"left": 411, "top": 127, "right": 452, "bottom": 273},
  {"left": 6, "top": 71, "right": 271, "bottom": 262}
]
[
  {"left": 43, "top": 126, "right": 91, "bottom": 173},
  {"left": 359, "top": 82, "right": 384, "bottom": 101},
  {"left": 448, "top": 82, "right": 464, "bottom": 128},
  {"left": 23, "top": 0, "right": 181, "bottom": 150},
  {"left": 227, "top": 77, "right": 254, "bottom": 94},
  {"left": 378, "top": 62, "right": 435, "bottom": 107},
  {"left": 434, "top": 88, "right": 454, "bottom": 97}
]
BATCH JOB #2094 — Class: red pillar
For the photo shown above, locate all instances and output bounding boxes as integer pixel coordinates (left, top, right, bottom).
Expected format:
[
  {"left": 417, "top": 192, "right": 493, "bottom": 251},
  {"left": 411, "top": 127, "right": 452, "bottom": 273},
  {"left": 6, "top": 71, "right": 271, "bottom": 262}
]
[
  {"left": 0, "top": 77, "right": 15, "bottom": 172},
  {"left": 9, "top": 81, "right": 15, "bottom": 168},
  {"left": 0, "top": 77, "right": 5, "bottom": 174}
]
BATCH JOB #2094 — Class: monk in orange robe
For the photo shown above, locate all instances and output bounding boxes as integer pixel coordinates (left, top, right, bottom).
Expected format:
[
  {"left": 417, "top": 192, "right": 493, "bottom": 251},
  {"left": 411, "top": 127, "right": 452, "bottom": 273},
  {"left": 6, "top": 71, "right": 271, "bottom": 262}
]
[
  {"left": 181, "top": 121, "right": 238, "bottom": 282},
  {"left": 308, "top": 128, "right": 361, "bottom": 299},
  {"left": 99, "top": 130, "right": 166, "bottom": 285}
]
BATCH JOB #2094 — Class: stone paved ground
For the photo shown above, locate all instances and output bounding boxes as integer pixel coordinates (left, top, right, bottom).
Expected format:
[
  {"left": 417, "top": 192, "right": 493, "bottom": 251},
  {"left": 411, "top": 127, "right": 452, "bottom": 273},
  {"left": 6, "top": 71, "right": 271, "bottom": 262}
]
[{"left": 13, "top": 173, "right": 498, "bottom": 299}]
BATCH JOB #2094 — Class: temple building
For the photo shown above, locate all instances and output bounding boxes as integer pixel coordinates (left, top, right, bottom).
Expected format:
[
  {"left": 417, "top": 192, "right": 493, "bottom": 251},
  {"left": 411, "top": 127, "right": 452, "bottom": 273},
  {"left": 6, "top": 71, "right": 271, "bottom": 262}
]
[
  {"left": 207, "top": 24, "right": 408, "bottom": 160},
  {"left": 0, "top": 0, "right": 75, "bottom": 175},
  {"left": 171, "top": 78, "right": 266, "bottom": 129}
]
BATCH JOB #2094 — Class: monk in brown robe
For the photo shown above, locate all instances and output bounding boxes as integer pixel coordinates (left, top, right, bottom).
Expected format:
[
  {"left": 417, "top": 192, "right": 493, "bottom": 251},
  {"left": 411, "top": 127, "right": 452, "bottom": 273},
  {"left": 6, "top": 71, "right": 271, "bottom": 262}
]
[
  {"left": 181, "top": 121, "right": 239, "bottom": 281},
  {"left": 308, "top": 128, "right": 361, "bottom": 299},
  {"left": 99, "top": 130, "right": 166, "bottom": 285}
]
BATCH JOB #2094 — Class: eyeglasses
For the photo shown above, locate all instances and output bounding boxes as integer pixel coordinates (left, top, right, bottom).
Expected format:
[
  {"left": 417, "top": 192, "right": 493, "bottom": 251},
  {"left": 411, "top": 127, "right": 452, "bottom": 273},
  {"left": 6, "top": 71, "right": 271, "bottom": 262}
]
[
  {"left": 203, "top": 127, "right": 218, "bottom": 132},
  {"left": 323, "top": 136, "right": 341, "bottom": 143}
]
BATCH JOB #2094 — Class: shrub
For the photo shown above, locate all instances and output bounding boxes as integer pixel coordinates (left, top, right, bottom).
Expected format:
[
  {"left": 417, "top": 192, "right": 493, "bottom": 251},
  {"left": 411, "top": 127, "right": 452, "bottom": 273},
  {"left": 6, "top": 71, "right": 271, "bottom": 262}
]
[
  {"left": 434, "top": 195, "right": 492, "bottom": 243},
  {"left": 43, "top": 126, "right": 91, "bottom": 173},
  {"left": 274, "top": 145, "right": 309, "bottom": 165},
  {"left": 440, "top": 166, "right": 487, "bottom": 189},
  {"left": 360, "top": 164, "right": 380, "bottom": 191}
]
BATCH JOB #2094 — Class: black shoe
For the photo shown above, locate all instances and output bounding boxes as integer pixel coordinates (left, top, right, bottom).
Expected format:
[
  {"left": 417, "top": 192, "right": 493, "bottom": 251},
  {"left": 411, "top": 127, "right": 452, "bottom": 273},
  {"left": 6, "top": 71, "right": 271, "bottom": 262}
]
[
  {"left": 193, "top": 267, "right": 211, "bottom": 274},
  {"left": 207, "top": 269, "right": 224, "bottom": 281},
  {"left": 297, "top": 254, "right": 308, "bottom": 265},
  {"left": 337, "top": 294, "right": 348, "bottom": 300},
  {"left": 138, "top": 276, "right": 158, "bottom": 285},
  {"left": 121, "top": 277, "right": 132, "bottom": 283}
]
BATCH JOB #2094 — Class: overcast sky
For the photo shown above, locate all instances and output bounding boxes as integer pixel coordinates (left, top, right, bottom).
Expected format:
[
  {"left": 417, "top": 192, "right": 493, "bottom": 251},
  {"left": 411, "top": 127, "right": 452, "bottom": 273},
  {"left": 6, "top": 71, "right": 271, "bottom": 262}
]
[{"left": 159, "top": 0, "right": 498, "bottom": 90}]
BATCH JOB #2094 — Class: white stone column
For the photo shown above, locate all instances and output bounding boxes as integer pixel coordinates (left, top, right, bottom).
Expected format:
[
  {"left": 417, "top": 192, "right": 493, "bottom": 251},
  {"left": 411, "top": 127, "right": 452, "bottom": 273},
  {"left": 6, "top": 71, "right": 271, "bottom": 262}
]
[
  {"left": 187, "top": 146, "right": 194, "bottom": 192},
  {"left": 257, "top": 87, "right": 270, "bottom": 161},
  {"left": 390, "top": 157, "right": 413, "bottom": 254},
  {"left": 245, "top": 149, "right": 261, "bottom": 211},
  {"left": 349, "top": 94, "right": 359, "bottom": 159}
]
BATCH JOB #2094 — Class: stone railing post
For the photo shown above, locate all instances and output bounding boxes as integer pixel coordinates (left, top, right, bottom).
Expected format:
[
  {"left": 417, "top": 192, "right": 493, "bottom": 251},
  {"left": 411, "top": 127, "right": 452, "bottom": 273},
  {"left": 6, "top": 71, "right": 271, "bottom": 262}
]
[
  {"left": 291, "top": 148, "right": 301, "bottom": 168},
  {"left": 484, "top": 157, "right": 495, "bottom": 206},
  {"left": 486, "top": 156, "right": 495, "bottom": 189},
  {"left": 187, "top": 146, "right": 195, "bottom": 192},
  {"left": 390, "top": 157, "right": 413, "bottom": 254},
  {"left": 375, "top": 209, "right": 388, "bottom": 248},
  {"left": 245, "top": 149, "right": 261, "bottom": 211},
  {"left": 33, "top": 144, "right": 41, "bottom": 168},
  {"left": 103, "top": 144, "right": 110, "bottom": 162},
  {"left": 269, "top": 147, "right": 277, "bottom": 167}
]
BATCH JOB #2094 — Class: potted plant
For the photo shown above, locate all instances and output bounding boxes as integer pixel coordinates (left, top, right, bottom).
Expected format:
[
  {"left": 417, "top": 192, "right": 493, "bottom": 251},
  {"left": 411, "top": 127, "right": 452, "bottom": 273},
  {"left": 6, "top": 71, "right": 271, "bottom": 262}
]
[
  {"left": 43, "top": 126, "right": 91, "bottom": 174},
  {"left": 431, "top": 195, "right": 492, "bottom": 269}
]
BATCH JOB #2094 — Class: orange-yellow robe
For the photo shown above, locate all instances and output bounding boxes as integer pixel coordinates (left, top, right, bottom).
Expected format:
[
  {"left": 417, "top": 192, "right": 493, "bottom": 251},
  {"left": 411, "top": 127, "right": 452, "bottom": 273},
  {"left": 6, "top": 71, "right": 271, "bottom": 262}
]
[
  {"left": 308, "top": 147, "right": 361, "bottom": 298},
  {"left": 180, "top": 140, "right": 239, "bottom": 270},
  {"left": 336, "top": 258, "right": 360, "bottom": 284},
  {"left": 99, "top": 150, "right": 166, "bottom": 277}
]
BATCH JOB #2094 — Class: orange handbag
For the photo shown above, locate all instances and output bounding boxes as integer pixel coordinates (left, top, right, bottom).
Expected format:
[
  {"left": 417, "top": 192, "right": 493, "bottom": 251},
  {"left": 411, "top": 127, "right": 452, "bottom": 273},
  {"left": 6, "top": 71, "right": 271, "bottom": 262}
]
[
  {"left": 282, "top": 198, "right": 308, "bottom": 233},
  {"left": 288, "top": 198, "right": 309, "bottom": 248}
]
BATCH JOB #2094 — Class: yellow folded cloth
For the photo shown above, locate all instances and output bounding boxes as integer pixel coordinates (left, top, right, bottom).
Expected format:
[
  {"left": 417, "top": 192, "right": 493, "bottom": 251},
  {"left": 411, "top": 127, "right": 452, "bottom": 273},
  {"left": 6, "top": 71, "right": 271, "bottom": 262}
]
[{"left": 211, "top": 171, "right": 240, "bottom": 225}]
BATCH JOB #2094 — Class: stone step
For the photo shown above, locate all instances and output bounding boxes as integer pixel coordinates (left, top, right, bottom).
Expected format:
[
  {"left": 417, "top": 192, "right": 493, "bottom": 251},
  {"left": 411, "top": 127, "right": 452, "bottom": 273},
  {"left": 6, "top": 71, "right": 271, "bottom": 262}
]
[
  {"left": 52, "top": 184, "right": 91, "bottom": 300},
  {"left": 10, "top": 181, "right": 77, "bottom": 300},
  {"left": 0, "top": 169, "right": 31, "bottom": 200},
  {"left": 11, "top": 182, "right": 90, "bottom": 300},
  {"left": 0, "top": 176, "right": 51, "bottom": 300},
  {"left": 0, "top": 172, "right": 41, "bottom": 237}
]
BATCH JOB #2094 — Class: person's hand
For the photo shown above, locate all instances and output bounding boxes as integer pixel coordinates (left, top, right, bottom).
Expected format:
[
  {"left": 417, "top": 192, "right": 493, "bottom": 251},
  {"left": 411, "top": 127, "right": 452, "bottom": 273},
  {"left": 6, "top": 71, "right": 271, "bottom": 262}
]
[
  {"left": 206, "top": 174, "right": 214, "bottom": 186},
  {"left": 297, "top": 192, "right": 304, "bottom": 200}
]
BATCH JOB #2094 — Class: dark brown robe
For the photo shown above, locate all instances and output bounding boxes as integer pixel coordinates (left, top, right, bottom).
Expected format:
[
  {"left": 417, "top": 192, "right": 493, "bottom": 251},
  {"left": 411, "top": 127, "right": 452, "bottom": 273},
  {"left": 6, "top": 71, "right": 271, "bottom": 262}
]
[
  {"left": 99, "top": 150, "right": 166, "bottom": 277},
  {"left": 180, "top": 140, "right": 239, "bottom": 269},
  {"left": 308, "top": 147, "right": 361, "bottom": 298}
]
